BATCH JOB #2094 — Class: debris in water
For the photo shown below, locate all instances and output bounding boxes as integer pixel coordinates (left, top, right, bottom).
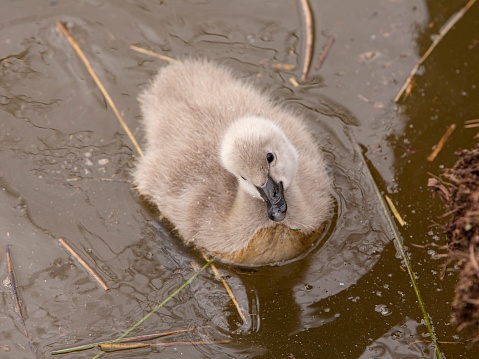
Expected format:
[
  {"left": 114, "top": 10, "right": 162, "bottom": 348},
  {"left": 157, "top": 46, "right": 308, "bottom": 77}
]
[{"left": 429, "top": 144, "right": 479, "bottom": 337}]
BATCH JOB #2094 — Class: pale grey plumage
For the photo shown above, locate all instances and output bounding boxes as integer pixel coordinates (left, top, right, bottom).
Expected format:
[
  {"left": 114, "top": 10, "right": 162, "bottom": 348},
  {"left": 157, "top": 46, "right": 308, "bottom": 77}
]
[{"left": 134, "top": 59, "right": 332, "bottom": 265}]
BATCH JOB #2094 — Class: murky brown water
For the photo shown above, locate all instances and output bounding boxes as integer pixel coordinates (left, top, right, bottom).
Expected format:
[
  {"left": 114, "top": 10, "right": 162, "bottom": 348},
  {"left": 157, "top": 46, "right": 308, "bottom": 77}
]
[{"left": 1, "top": 0, "right": 478, "bottom": 358}]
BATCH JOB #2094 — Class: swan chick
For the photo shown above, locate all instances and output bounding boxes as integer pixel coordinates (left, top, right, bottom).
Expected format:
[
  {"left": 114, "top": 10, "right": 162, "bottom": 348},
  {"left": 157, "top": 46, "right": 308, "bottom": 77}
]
[{"left": 134, "top": 59, "right": 332, "bottom": 265}]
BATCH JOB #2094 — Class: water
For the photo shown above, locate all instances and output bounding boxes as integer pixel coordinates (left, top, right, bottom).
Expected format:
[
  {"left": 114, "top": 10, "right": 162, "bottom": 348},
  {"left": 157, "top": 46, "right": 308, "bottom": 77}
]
[{"left": 1, "top": 0, "right": 478, "bottom": 358}]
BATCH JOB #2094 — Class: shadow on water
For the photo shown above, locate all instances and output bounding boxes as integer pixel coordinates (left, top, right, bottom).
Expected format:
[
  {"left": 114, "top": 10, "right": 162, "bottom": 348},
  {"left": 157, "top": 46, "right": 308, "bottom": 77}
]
[{"left": 1, "top": 0, "right": 478, "bottom": 358}]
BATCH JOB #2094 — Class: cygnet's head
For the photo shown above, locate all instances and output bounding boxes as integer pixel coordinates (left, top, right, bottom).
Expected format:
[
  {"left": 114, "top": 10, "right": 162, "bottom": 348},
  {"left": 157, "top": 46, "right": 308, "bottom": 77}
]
[{"left": 220, "top": 116, "right": 298, "bottom": 222}]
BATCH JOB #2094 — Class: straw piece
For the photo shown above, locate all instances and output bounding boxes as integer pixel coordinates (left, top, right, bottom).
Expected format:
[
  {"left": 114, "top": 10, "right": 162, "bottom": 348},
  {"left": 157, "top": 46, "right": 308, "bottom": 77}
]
[
  {"left": 271, "top": 63, "right": 296, "bottom": 71},
  {"left": 427, "top": 124, "right": 456, "bottom": 162},
  {"left": 299, "top": 0, "right": 313, "bottom": 81},
  {"left": 314, "top": 35, "right": 335, "bottom": 71},
  {"left": 384, "top": 195, "right": 406, "bottom": 226},
  {"left": 395, "top": 0, "right": 477, "bottom": 102},
  {"left": 202, "top": 254, "right": 247, "bottom": 323},
  {"left": 129, "top": 45, "right": 176, "bottom": 63},
  {"left": 99, "top": 339, "right": 231, "bottom": 352},
  {"left": 55, "top": 21, "right": 144, "bottom": 157},
  {"left": 58, "top": 238, "right": 109, "bottom": 291},
  {"left": 289, "top": 77, "right": 300, "bottom": 87}
]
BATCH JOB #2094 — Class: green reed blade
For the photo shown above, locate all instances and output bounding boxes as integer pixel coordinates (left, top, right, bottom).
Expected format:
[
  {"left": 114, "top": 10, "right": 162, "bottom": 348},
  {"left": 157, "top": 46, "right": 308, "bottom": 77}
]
[
  {"left": 353, "top": 142, "right": 442, "bottom": 359},
  {"left": 51, "top": 259, "right": 214, "bottom": 356}
]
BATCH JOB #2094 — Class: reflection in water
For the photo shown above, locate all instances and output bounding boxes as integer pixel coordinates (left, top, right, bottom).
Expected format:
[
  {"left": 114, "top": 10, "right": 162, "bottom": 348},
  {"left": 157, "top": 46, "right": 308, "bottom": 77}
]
[{"left": 359, "top": 319, "right": 429, "bottom": 359}]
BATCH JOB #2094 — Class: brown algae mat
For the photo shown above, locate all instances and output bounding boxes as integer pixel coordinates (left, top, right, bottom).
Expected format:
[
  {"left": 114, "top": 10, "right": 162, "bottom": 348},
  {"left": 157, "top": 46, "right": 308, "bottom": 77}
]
[{"left": 429, "top": 145, "right": 479, "bottom": 336}]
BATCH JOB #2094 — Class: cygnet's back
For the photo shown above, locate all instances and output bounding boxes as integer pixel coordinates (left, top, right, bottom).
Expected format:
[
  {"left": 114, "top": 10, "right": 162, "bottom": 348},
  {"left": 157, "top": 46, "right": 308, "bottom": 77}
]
[{"left": 134, "top": 59, "right": 332, "bottom": 265}]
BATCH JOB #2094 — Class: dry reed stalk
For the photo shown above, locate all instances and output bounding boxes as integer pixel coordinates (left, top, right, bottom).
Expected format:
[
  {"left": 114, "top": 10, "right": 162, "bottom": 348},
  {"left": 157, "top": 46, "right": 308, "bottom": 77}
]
[
  {"left": 202, "top": 254, "right": 247, "bottom": 323},
  {"left": 55, "top": 21, "right": 144, "bottom": 157},
  {"left": 130, "top": 45, "right": 176, "bottom": 63},
  {"left": 58, "top": 238, "right": 109, "bottom": 291},
  {"left": 300, "top": 0, "right": 313, "bottom": 81},
  {"left": 427, "top": 124, "right": 456, "bottom": 162},
  {"left": 118, "top": 326, "right": 209, "bottom": 343},
  {"left": 384, "top": 195, "right": 406, "bottom": 226},
  {"left": 314, "top": 35, "right": 335, "bottom": 71},
  {"left": 395, "top": 0, "right": 477, "bottom": 102},
  {"left": 99, "top": 339, "right": 231, "bottom": 352}
]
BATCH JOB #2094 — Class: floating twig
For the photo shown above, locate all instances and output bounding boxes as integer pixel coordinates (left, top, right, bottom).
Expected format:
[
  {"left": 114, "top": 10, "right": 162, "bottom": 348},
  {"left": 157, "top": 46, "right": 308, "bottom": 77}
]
[
  {"left": 58, "top": 238, "right": 109, "bottom": 291},
  {"left": 99, "top": 339, "right": 231, "bottom": 352},
  {"left": 395, "top": 0, "right": 477, "bottom": 102},
  {"left": 55, "top": 21, "right": 144, "bottom": 157},
  {"left": 51, "top": 259, "right": 214, "bottom": 356},
  {"left": 6, "top": 246, "right": 38, "bottom": 358},
  {"left": 130, "top": 45, "right": 176, "bottom": 63},
  {"left": 314, "top": 34, "right": 335, "bottom": 71},
  {"left": 384, "top": 195, "right": 406, "bottom": 226},
  {"left": 203, "top": 254, "right": 247, "bottom": 323},
  {"left": 299, "top": 0, "right": 314, "bottom": 81},
  {"left": 427, "top": 124, "right": 456, "bottom": 162}
]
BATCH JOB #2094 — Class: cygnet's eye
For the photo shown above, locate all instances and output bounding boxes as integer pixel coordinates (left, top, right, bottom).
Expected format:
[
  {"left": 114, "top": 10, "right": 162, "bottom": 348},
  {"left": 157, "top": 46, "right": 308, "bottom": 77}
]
[{"left": 266, "top": 152, "right": 275, "bottom": 164}]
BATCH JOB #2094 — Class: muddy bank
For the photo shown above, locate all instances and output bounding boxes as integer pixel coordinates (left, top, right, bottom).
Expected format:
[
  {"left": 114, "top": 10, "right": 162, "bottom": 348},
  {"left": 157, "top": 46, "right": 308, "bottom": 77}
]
[{"left": 429, "top": 145, "right": 479, "bottom": 336}]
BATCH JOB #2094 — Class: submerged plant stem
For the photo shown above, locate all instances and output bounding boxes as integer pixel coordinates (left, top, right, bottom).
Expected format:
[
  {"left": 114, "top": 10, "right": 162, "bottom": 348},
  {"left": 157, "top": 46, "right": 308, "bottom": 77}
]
[
  {"left": 6, "top": 245, "right": 28, "bottom": 338},
  {"left": 314, "top": 34, "right": 335, "bottom": 71},
  {"left": 6, "top": 245, "right": 38, "bottom": 358}
]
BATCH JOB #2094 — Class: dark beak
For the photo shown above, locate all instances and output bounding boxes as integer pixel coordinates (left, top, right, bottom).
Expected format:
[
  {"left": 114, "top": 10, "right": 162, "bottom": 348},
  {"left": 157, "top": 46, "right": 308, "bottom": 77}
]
[{"left": 256, "top": 175, "right": 287, "bottom": 222}]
